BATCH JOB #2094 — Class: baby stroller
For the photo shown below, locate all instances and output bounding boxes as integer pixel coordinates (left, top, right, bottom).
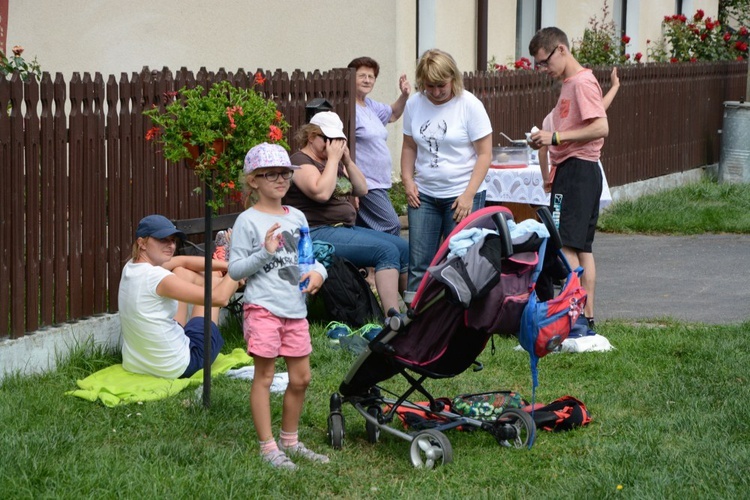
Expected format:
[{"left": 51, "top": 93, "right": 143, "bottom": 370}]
[{"left": 326, "top": 206, "right": 570, "bottom": 469}]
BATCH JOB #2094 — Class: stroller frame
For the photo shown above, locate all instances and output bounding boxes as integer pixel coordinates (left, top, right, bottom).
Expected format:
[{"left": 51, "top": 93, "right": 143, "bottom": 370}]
[{"left": 327, "top": 206, "right": 561, "bottom": 469}]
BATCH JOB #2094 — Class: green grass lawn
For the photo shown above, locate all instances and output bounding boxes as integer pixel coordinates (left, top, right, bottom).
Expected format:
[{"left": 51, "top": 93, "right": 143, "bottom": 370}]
[
  {"left": 3, "top": 179, "right": 750, "bottom": 498},
  {"left": 598, "top": 179, "right": 750, "bottom": 234},
  {"left": 2, "top": 318, "right": 749, "bottom": 498}
]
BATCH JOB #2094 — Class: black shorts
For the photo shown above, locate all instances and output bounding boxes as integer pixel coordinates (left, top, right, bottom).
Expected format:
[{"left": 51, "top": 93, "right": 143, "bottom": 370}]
[{"left": 550, "top": 158, "right": 602, "bottom": 252}]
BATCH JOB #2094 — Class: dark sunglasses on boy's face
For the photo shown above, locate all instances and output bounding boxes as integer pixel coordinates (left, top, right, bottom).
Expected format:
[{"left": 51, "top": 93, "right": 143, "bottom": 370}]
[{"left": 260, "top": 171, "right": 293, "bottom": 182}]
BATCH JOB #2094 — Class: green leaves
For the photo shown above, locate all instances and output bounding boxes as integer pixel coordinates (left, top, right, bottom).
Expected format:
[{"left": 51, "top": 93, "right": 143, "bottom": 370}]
[{"left": 143, "top": 80, "right": 290, "bottom": 211}]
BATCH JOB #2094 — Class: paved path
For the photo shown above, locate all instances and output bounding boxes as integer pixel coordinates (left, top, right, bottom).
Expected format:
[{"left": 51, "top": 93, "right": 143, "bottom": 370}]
[{"left": 594, "top": 233, "right": 750, "bottom": 325}]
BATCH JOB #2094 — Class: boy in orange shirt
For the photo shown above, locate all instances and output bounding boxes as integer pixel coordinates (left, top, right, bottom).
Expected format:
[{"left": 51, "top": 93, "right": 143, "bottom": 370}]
[{"left": 529, "top": 27, "right": 609, "bottom": 334}]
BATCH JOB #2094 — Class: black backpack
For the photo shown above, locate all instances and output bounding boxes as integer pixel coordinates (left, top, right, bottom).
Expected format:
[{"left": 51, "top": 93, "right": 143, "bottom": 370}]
[{"left": 316, "top": 256, "right": 384, "bottom": 328}]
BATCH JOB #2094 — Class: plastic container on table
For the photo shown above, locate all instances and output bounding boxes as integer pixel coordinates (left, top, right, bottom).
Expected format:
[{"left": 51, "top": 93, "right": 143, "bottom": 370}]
[{"left": 490, "top": 146, "right": 530, "bottom": 169}]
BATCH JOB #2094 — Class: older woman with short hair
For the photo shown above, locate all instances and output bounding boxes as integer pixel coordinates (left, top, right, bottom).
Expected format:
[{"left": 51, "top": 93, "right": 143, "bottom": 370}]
[{"left": 347, "top": 56, "right": 410, "bottom": 236}]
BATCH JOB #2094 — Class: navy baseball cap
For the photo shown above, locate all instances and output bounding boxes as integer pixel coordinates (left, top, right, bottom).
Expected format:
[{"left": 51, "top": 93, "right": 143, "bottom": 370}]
[{"left": 136, "top": 215, "right": 186, "bottom": 240}]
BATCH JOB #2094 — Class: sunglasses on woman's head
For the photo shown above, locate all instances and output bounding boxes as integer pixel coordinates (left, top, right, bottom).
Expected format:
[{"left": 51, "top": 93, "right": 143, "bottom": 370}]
[
  {"left": 259, "top": 171, "right": 293, "bottom": 182},
  {"left": 319, "top": 134, "right": 332, "bottom": 142}
]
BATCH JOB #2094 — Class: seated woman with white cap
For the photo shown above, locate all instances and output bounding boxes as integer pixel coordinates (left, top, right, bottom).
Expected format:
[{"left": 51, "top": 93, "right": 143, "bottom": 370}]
[
  {"left": 283, "top": 111, "right": 409, "bottom": 315},
  {"left": 118, "top": 214, "right": 242, "bottom": 379}
]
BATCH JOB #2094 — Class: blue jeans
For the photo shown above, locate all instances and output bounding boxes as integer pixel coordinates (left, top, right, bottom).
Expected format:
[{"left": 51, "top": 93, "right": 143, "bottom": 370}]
[
  {"left": 310, "top": 225, "right": 408, "bottom": 273},
  {"left": 406, "top": 191, "right": 486, "bottom": 295}
]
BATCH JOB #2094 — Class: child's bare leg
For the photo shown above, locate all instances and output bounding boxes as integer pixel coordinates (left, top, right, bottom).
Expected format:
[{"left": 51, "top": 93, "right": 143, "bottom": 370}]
[
  {"left": 250, "top": 356, "right": 277, "bottom": 442},
  {"left": 281, "top": 355, "right": 311, "bottom": 433}
]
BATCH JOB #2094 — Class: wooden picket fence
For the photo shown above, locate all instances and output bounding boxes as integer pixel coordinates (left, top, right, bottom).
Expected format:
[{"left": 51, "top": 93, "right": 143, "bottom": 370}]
[{"left": 1, "top": 61, "right": 747, "bottom": 339}]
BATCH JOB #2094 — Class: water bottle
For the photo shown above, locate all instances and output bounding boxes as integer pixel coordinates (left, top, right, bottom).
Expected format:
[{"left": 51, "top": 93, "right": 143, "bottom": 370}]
[
  {"left": 552, "top": 194, "right": 563, "bottom": 229},
  {"left": 297, "top": 226, "right": 314, "bottom": 291}
]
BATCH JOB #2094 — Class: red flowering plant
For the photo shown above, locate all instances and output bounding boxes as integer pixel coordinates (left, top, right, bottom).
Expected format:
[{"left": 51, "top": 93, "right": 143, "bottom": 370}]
[
  {"left": 487, "top": 55, "right": 534, "bottom": 72},
  {"left": 658, "top": 10, "right": 749, "bottom": 62},
  {"left": 144, "top": 74, "right": 289, "bottom": 210},
  {"left": 571, "top": 0, "right": 632, "bottom": 65}
]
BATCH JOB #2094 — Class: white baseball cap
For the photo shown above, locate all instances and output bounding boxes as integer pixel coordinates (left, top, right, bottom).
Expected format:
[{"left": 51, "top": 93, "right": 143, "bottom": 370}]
[{"left": 310, "top": 111, "right": 347, "bottom": 140}]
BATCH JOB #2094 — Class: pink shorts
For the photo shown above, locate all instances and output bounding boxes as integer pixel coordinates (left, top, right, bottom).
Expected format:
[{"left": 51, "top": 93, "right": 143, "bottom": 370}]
[{"left": 243, "top": 304, "right": 312, "bottom": 359}]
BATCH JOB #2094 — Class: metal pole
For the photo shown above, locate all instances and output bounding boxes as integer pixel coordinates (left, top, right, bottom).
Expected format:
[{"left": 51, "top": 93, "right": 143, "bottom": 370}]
[{"left": 202, "top": 173, "right": 213, "bottom": 408}]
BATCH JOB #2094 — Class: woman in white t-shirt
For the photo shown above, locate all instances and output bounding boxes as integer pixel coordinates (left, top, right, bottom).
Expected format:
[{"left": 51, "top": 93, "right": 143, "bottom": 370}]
[
  {"left": 400, "top": 49, "right": 493, "bottom": 302},
  {"left": 118, "top": 214, "right": 241, "bottom": 379}
]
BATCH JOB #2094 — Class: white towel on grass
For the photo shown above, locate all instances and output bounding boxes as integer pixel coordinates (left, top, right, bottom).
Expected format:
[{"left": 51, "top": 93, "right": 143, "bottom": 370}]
[{"left": 225, "top": 366, "right": 289, "bottom": 393}]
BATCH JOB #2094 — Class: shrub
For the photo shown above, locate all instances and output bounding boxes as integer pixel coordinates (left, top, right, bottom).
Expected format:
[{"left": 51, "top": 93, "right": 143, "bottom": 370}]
[
  {"left": 571, "top": 0, "right": 631, "bottom": 66},
  {"left": 656, "top": 10, "right": 749, "bottom": 62}
]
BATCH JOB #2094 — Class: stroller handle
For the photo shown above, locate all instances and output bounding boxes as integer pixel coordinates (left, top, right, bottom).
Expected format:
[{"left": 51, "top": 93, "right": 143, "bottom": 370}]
[{"left": 491, "top": 212, "right": 514, "bottom": 258}]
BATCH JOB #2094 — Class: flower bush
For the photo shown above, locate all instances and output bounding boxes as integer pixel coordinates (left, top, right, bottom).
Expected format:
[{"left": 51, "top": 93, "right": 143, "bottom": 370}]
[
  {"left": 571, "top": 0, "right": 631, "bottom": 65},
  {"left": 487, "top": 55, "right": 533, "bottom": 72},
  {"left": 1, "top": 46, "right": 41, "bottom": 81},
  {"left": 657, "top": 10, "right": 748, "bottom": 62},
  {"left": 144, "top": 75, "right": 289, "bottom": 210}
]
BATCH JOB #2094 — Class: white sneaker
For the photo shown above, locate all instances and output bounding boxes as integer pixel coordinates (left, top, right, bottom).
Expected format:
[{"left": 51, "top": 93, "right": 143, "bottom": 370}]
[
  {"left": 261, "top": 449, "right": 297, "bottom": 470},
  {"left": 277, "top": 441, "right": 330, "bottom": 463}
]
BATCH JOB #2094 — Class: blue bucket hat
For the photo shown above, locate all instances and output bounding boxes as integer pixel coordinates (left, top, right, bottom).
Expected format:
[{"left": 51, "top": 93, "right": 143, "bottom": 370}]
[{"left": 136, "top": 215, "right": 186, "bottom": 240}]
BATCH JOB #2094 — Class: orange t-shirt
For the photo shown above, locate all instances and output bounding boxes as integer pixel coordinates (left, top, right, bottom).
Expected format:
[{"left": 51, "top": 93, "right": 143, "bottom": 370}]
[{"left": 548, "top": 69, "right": 606, "bottom": 166}]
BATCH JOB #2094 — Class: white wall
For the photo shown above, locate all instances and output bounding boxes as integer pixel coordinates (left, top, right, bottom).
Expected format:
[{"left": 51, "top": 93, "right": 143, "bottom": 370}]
[
  {"left": 6, "top": 0, "right": 721, "bottom": 180},
  {"left": 8, "top": 1, "right": 413, "bottom": 90}
]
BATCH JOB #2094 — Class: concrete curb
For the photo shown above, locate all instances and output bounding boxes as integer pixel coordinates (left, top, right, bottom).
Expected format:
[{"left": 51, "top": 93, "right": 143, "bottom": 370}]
[{"left": 0, "top": 314, "right": 122, "bottom": 382}]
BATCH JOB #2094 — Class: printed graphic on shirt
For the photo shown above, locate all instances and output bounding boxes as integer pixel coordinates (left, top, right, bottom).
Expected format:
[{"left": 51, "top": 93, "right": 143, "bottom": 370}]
[
  {"left": 419, "top": 119, "right": 447, "bottom": 168},
  {"left": 264, "top": 229, "right": 300, "bottom": 286},
  {"left": 559, "top": 99, "right": 571, "bottom": 119}
]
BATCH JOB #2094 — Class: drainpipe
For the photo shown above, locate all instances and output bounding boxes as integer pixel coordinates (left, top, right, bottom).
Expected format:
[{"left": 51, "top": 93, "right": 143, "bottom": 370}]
[
  {"left": 418, "top": 0, "right": 436, "bottom": 58},
  {"left": 477, "top": 0, "right": 488, "bottom": 71}
]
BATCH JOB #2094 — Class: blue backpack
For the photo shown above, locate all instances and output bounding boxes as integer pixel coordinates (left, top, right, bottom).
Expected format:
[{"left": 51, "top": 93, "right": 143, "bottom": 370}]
[{"left": 518, "top": 239, "right": 587, "bottom": 389}]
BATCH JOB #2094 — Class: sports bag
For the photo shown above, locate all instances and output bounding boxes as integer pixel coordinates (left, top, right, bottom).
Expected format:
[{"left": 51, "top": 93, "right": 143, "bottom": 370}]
[
  {"left": 526, "top": 395, "right": 592, "bottom": 431},
  {"left": 518, "top": 239, "right": 587, "bottom": 388},
  {"left": 317, "top": 255, "right": 384, "bottom": 328}
]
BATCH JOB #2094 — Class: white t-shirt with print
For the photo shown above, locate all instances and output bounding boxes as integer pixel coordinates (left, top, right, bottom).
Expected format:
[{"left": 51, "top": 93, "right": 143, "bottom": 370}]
[{"left": 403, "top": 90, "right": 492, "bottom": 198}]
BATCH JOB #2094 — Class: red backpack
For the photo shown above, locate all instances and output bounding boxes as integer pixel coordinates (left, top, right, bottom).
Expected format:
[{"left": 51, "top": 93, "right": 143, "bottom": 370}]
[{"left": 518, "top": 239, "right": 587, "bottom": 389}]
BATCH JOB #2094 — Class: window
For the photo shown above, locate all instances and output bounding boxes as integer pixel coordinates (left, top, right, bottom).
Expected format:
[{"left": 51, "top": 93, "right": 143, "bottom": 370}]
[{"left": 516, "top": 0, "right": 541, "bottom": 59}]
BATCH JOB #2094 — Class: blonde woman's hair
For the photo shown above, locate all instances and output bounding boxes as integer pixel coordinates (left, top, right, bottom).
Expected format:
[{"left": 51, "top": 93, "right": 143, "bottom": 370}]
[
  {"left": 131, "top": 238, "right": 145, "bottom": 261},
  {"left": 414, "top": 49, "right": 464, "bottom": 96},
  {"left": 294, "top": 122, "right": 323, "bottom": 149}
]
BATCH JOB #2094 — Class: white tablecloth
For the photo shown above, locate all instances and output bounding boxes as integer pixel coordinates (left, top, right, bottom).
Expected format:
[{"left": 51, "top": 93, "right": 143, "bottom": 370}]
[{"left": 485, "top": 162, "right": 612, "bottom": 210}]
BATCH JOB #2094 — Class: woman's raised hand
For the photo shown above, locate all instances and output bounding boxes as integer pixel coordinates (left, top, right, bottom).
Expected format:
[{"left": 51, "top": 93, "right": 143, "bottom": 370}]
[{"left": 398, "top": 74, "right": 411, "bottom": 96}]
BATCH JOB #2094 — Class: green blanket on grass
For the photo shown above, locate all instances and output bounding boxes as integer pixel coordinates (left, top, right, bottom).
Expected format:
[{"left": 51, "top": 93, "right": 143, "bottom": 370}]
[{"left": 66, "top": 348, "right": 252, "bottom": 407}]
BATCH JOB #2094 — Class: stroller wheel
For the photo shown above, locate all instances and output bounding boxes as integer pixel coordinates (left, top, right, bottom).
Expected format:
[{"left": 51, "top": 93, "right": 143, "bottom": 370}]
[
  {"left": 409, "top": 430, "right": 453, "bottom": 469},
  {"left": 365, "top": 405, "right": 382, "bottom": 444},
  {"left": 492, "top": 408, "right": 536, "bottom": 449},
  {"left": 328, "top": 413, "right": 345, "bottom": 450}
]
